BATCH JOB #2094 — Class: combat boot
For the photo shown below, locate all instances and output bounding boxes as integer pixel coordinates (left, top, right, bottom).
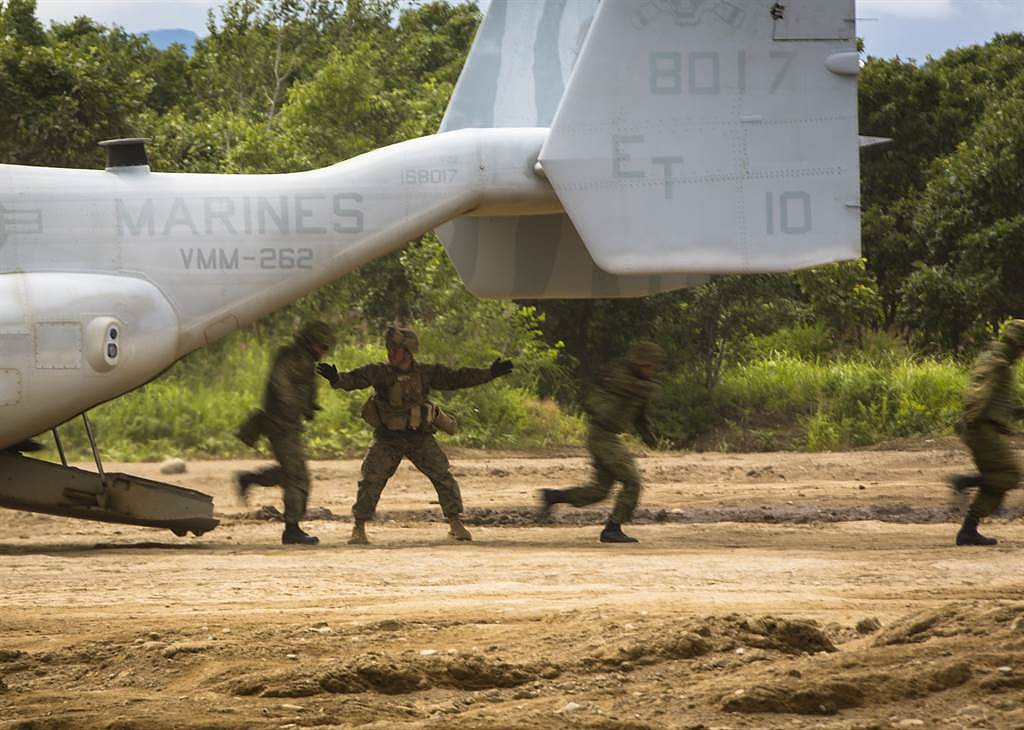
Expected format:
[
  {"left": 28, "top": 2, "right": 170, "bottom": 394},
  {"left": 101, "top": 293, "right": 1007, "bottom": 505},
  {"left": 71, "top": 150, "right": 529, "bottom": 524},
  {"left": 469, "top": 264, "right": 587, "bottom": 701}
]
[
  {"left": 348, "top": 520, "right": 369, "bottom": 545},
  {"left": 538, "top": 488, "right": 568, "bottom": 517},
  {"left": 947, "top": 473, "right": 983, "bottom": 493},
  {"left": 955, "top": 514, "right": 997, "bottom": 546},
  {"left": 448, "top": 517, "right": 472, "bottom": 541},
  {"left": 282, "top": 522, "right": 319, "bottom": 545},
  {"left": 599, "top": 520, "right": 639, "bottom": 543},
  {"left": 234, "top": 471, "right": 253, "bottom": 505}
]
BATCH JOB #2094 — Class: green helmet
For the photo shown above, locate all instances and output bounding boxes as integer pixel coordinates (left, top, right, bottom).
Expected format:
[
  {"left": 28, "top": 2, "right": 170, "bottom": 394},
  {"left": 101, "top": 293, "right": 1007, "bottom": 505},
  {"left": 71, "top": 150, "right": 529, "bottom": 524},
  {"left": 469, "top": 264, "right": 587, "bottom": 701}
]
[
  {"left": 385, "top": 325, "right": 419, "bottom": 354},
  {"left": 298, "top": 320, "right": 334, "bottom": 351},
  {"left": 1001, "top": 318, "right": 1024, "bottom": 349},
  {"left": 627, "top": 339, "right": 666, "bottom": 369}
]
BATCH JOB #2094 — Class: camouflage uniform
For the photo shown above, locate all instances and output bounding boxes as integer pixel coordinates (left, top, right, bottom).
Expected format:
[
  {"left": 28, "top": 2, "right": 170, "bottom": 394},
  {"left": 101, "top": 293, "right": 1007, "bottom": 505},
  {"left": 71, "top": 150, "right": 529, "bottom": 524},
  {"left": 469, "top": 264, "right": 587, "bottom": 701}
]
[
  {"left": 951, "top": 320, "right": 1024, "bottom": 544},
  {"left": 237, "top": 322, "right": 333, "bottom": 540},
  {"left": 320, "top": 327, "right": 511, "bottom": 534},
  {"left": 544, "top": 340, "right": 665, "bottom": 542}
]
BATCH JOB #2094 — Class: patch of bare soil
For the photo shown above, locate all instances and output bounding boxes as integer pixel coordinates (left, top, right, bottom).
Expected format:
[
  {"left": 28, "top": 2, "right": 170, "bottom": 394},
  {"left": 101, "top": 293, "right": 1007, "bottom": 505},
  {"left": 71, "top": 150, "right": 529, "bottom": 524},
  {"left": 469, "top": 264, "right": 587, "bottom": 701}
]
[{"left": 2, "top": 446, "right": 1024, "bottom": 729}]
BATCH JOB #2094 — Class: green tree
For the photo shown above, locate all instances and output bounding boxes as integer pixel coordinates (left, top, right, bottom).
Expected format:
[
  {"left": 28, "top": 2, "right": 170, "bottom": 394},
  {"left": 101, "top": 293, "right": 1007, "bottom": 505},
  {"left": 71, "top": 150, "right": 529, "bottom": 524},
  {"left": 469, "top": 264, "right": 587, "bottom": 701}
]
[
  {"left": 895, "top": 263, "right": 989, "bottom": 353},
  {"left": 1, "top": 0, "right": 45, "bottom": 45},
  {"left": 676, "top": 275, "right": 802, "bottom": 390},
  {"left": 795, "top": 260, "right": 883, "bottom": 344},
  {"left": 0, "top": 14, "right": 161, "bottom": 167}
]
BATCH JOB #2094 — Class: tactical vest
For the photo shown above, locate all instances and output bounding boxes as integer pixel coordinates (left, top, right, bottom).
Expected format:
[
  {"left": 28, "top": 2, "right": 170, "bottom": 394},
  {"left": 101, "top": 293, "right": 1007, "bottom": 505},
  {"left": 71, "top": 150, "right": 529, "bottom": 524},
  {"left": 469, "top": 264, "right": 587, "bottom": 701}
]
[{"left": 361, "top": 368, "right": 457, "bottom": 434}]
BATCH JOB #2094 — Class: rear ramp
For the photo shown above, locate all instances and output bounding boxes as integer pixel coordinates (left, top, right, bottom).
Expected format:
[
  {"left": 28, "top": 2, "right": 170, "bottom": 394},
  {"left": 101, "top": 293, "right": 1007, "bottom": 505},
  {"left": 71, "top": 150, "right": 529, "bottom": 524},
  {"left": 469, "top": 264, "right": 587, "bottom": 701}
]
[{"left": 0, "top": 453, "right": 218, "bottom": 536}]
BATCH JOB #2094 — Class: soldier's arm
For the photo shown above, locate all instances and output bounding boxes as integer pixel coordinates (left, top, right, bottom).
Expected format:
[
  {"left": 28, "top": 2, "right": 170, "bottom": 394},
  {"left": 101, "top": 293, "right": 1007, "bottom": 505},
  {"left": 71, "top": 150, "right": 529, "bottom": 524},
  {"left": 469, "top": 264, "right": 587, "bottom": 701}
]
[
  {"left": 424, "top": 363, "right": 495, "bottom": 391},
  {"left": 330, "top": 363, "right": 388, "bottom": 391},
  {"left": 304, "top": 368, "right": 319, "bottom": 419},
  {"left": 635, "top": 408, "right": 658, "bottom": 449}
]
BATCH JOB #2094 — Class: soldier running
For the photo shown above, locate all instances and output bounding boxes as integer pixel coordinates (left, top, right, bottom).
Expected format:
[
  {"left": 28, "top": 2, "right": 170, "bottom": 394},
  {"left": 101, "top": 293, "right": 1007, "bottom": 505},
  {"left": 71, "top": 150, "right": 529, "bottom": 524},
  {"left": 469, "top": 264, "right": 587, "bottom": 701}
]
[
  {"left": 316, "top": 325, "right": 513, "bottom": 544},
  {"left": 235, "top": 321, "right": 334, "bottom": 545},
  {"left": 540, "top": 339, "right": 665, "bottom": 543},
  {"left": 947, "top": 318, "right": 1024, "bottom": 546}
]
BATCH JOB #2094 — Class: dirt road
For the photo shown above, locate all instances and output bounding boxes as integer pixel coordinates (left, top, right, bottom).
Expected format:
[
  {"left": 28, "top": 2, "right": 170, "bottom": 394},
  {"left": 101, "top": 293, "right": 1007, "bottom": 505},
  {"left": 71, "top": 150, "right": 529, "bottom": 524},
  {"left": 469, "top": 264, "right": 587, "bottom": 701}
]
[{"left": 2, "top": 445, "right": 1024, "bottom": 729}]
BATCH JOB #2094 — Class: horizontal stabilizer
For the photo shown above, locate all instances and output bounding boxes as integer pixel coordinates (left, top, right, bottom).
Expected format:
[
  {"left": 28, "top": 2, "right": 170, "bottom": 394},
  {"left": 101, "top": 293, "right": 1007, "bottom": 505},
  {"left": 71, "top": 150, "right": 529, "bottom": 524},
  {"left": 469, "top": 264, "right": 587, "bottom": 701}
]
[
  {"left": 539, "top": 0, "right": 861, "bottom": 274},
  {"left": 439, "top": 214, "right": 705, "bottom": 299},
  {"left": 859, "top": 135, "right": 893, "bottom": 148}
]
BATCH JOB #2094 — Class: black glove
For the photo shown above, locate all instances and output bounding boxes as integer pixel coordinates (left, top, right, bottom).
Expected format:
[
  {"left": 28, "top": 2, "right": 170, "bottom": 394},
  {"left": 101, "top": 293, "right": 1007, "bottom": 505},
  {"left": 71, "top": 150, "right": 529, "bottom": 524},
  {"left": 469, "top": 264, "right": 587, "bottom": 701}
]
[
  {"left": 490, "top": 357, "right": 514, "bottom": 378},
  {"left": 317, "top": 362, "right": 339, "bottom": 385}
]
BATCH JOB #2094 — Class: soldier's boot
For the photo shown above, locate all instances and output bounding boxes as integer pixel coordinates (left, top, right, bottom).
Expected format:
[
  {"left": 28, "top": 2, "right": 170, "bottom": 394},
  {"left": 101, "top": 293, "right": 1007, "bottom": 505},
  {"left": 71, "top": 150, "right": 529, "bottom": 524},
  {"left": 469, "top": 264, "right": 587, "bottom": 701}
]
[
  {"left": 599, "top": 520, "right": 639, "bottom": 544},
  {"left": 448, "top": 517, "right": 472, "bottom": 541},
  {"left": 348, "top": 520, "right": 369, "bottom": 545},
  {"left": 947, "top": 473, "right": 983, "bottom": 493},
  {"left": 282, "top": 522, "right": 320, "bottom": 545},
  {"left": 955, "top": 514, "right": 997, "bottom": 546},
  {"left": 538, "top": 489, "right": 569, "bottom": 518},
  {"left": 234, "top": 471, "right": 253, "bottom": 505}
]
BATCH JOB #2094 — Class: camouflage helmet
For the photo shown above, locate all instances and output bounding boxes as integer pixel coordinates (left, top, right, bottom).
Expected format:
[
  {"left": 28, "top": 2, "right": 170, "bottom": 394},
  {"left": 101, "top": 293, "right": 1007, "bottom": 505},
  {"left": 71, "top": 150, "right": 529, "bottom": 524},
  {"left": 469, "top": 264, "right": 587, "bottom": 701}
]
[
  {"left": 1001, "top": 319, "right": 1024, "bottom": 349},
  {"left": 385, "top": 325, "right": 419, "bottom": 354},
  {"left": 627, "top": 339, "right": 666, "bottom": 369},
  {"left": 297, "top": 320, "right": 334, "bottom": 351}
]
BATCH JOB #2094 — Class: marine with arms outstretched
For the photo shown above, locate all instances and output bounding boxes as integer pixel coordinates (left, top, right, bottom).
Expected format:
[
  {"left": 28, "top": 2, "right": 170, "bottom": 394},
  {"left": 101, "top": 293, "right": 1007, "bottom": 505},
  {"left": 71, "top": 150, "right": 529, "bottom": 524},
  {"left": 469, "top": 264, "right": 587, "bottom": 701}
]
[{"left": 317, "top": 326, "right": 513, "bottom": 544}]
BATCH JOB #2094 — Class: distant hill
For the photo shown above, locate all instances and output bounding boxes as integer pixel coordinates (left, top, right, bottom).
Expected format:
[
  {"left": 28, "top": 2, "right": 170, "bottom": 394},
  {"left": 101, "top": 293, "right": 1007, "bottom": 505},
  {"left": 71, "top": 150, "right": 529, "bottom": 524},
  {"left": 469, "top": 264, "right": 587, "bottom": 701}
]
[{"left": 145, "top": 28, "right": 198, "bottom": 54}]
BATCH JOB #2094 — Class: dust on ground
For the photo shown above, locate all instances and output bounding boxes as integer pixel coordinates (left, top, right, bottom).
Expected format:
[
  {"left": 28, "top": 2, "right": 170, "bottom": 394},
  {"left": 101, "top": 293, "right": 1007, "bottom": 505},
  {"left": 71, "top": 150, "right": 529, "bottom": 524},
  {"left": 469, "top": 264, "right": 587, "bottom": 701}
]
[{"left": 2, "top": 446, "right": 1024, "bottom": 729}]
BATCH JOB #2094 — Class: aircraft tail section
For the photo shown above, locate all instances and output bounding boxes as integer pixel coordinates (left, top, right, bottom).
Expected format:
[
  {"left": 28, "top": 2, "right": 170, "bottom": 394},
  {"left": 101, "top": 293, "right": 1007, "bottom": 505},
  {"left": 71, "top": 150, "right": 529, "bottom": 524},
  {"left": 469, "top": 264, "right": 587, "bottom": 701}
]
[
  {"left": 438, "top": 0, "right": 696, "bottom": 299},
  {"left": 439, "top": 0, "right": 861, "bottom": 290},
  {"left": 539, "top": 0, "right": 861, "bottom": 274},
  {"left": 440, "top": 214, "right": 705, "bottom": 299},
  {"left": 440, "top": 0, "right": 598, "bottom": 131}
]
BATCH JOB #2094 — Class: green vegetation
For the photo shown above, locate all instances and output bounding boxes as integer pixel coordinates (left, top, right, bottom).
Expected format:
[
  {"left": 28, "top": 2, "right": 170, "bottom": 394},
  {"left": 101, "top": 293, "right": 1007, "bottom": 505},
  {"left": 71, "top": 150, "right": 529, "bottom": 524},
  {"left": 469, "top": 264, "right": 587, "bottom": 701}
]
[
  {"left": 657, "top": 325, "right": 979, "bottom": 452},
  {"left": 4, "top": 0, "right": 1024, "bottom": 456},
  {"left": 52, "top": 333, "right": 584, "bottom": 461}
]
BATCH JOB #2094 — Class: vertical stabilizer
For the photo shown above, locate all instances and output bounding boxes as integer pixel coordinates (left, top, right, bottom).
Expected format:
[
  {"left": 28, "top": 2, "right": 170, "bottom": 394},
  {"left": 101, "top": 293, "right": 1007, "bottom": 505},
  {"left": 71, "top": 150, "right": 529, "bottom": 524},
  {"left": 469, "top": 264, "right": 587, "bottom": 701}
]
[
  {"left": 539, "top": 0, "right": 861, "bottom": 274},
  {"left": 440, "top": 0, "right": 598, "bottom": 132},
  {"left": 437, "top": 0, "right": 702, "bottom": 298}
]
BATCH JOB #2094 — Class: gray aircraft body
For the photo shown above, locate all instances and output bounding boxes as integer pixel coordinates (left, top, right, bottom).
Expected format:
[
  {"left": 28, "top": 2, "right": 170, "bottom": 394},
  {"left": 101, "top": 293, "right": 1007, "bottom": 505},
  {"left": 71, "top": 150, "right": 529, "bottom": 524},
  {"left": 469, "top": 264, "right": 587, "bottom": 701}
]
[{"left": 0, "top": 0, "right": 861, "bottom": 533}]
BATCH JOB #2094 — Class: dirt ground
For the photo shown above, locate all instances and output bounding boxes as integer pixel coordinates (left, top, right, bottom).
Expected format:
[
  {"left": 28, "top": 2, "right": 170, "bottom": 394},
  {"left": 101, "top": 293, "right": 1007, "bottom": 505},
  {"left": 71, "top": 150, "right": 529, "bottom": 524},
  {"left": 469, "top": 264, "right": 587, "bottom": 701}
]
[{"left": 3, "top": 442, "right": 1024, "bottom": 729}]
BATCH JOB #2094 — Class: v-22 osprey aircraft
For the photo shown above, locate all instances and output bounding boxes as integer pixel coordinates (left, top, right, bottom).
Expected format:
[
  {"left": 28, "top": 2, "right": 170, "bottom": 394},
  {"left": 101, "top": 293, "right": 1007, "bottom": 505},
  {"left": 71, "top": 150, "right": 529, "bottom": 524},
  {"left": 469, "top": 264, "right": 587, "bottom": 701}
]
[{"left": 0, "top": 0, "right": 864, "bottom": 535}]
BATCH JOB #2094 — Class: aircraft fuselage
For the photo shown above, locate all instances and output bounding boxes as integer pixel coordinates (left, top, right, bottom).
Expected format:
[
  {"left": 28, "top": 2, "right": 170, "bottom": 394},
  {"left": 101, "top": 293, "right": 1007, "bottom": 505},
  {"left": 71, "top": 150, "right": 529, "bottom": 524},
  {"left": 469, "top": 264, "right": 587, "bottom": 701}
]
[{"left": 0, "top": 128, "right": 557, "bottom": 447}]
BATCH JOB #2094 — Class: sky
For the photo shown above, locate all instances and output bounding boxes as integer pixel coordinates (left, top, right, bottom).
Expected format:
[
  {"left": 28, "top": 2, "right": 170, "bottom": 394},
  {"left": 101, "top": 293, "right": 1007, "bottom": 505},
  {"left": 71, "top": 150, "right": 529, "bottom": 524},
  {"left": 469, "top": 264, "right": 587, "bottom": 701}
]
[{"left": 30, "top": 0, "right": 1024, "bottom": 64}]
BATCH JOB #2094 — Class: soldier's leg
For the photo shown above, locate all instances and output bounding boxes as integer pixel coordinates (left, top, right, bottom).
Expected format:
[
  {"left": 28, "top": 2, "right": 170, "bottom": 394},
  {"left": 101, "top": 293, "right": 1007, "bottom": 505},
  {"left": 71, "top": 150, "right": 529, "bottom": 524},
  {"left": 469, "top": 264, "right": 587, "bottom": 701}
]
[
  {"left": 235, "top": 414, "right": 280, "bottom": 504},
  {"left": 965, "top": 425, "right": 1021, "bottom": 519},
  {"left": 266, "top": 428, "right": 319, "bottom": 545},
  {"left": 957, "top": 423, "right": 1021, "bottom": 545},
  {"left": 267, "top": 429, "right": 312, "bottom": 517},
  {"left": 606, "top": 456, "right": 643, "bottom": 525},
  {"left": 562, "top": 463, "right": 616, "bottom": 507},
  {"left": 354, "top": 432, "right": 405, "bottom": 522},
  {"left": 563, "top": 427, "right": 626, "bottom": 508},
  {"left": 406, "top": 434, "right": 464, "bottom": 517},
  {"left": 406, "top": 434, "right": 472, "bottom": 540},
  {"left": 242, "top": 465, "right": 285, "bottom": 487}
]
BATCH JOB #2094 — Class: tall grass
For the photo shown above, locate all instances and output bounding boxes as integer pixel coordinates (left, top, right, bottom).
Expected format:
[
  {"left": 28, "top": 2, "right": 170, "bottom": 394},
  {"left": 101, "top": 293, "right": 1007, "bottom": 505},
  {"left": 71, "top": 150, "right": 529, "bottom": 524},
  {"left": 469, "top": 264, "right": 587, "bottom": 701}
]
[
  {"left": 46, "top": 334, "right": 585, "bottom": 461},
  {"left": 40, "top": 323, "right": 1018, "bottom": 458},
  {"left": 716, "top": 352, "right": 970, "bottom": 451}
]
